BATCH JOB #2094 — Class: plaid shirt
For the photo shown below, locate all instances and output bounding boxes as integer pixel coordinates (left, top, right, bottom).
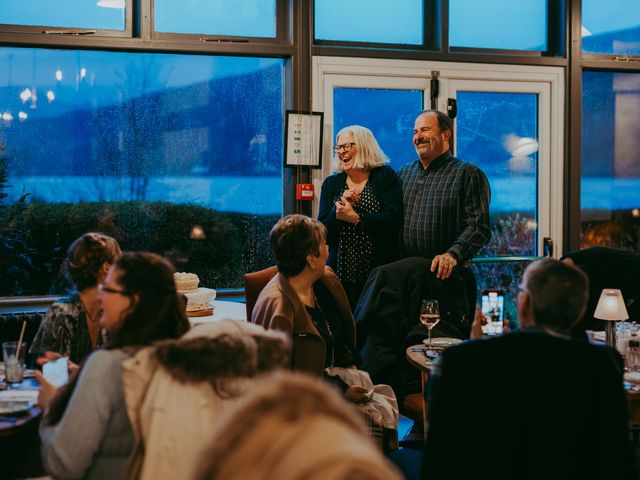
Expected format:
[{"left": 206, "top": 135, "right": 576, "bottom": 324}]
[{"left": 398, "top": 151, "right": 491, "bottom": 262}]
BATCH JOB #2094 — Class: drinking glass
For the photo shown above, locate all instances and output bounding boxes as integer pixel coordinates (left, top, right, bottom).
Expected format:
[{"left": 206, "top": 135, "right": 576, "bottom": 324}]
[
  {"left": 2, "top": 341, "right": 26, "bottom": 384},
  {"left": 420, "top": 299, "right": 441, "bottom": 348}
]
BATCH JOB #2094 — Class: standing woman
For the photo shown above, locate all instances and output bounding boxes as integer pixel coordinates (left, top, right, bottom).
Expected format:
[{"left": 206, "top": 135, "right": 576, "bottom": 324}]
[
  {"left": 318, "top": 125, "right": 403, "bottom": 310},
  {"left": 30, "top": 232, "right": 121, "bottom": 365},
  {"left": 36, "top": 252, "right": 190, "bottom": 480}
]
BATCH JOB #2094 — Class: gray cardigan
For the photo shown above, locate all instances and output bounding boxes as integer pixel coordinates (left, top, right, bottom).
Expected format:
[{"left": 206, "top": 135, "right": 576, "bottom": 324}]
[{"left": 40, "top": 349, "right": 134, "bottom": 480}]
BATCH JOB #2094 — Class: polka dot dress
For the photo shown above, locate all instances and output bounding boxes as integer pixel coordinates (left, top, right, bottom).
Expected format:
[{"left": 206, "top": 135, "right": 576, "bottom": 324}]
[{"left": 336, "top": 182, "right": 380, "bottom": 283}]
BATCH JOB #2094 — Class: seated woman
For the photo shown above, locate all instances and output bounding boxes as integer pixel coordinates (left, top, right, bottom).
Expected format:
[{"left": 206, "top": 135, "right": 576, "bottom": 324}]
[
  {"left": 30, "top": 232, "right": 121, "bottom": 365},
  {"left": 252, "top": 215, "right": 398, "bottom": 442},
  {"left": 36, "top": 251, "right": 190, "bottom": 480},
  {"left": 123, "top": 319, "right": 290, "bottom": 480}
]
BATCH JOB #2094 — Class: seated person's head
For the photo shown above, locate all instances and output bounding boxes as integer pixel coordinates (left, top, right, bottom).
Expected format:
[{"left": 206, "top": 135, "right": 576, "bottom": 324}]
[
  {"left": 518, "top": 258, "right": 589, "bottom": 335},
  {"left": 269, "top": 214, "right": 327, "bottom": 277},
  {"left": 100, "top": 251, "right": 190, "bottom": 347},
  {"left": 65, "top": 232, "right": 121, "bottom": 292}
]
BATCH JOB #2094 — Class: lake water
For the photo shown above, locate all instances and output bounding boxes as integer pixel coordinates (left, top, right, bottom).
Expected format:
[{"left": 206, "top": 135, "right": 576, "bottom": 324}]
[{"left": 6, "top": 175, "right": 640, "bottom": 214}]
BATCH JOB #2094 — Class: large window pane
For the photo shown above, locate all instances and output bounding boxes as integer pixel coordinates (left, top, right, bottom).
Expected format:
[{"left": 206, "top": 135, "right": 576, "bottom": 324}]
[
  {"left": 582, "top": 0, "right": 640, "bottom": 56},
  {"left": 0, "top": 47, "right": 283, "bottom": 296},
  {"left": 449, "top": 0, "right": 547, "bottom": 51},
  {"left": 0, "top": 0, "right": 125, "bottom": 31},
  {"left": 456, "top": 91, "right": 539, "bottom": 257},
  {"left": 581, "top": 71, "right": 640, "bottom": 251},
  {"left": 154, "top": 0, "right": 276, "bottom": 37},
  {"left": 333, "top": 88, "right": 423, "bottom": 172},
  {"left": 315, "top": 0, "right": 423, "bottom": 45}
]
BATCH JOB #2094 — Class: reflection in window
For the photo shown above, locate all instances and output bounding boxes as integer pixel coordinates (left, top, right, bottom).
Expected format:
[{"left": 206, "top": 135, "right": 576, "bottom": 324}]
[
  {"left": 154, "top": 0, "right": 276, "bottom": 37},
  {"left": 582, "top": 0, "right": 640, "bottom": 56},
  {"left": 0, "top": 0, "right": 125, "bottom": 31},
  {"left": 449, "top": 0, "right": 547, "bottom": 51},
  {"left": 332, "top": 88, "right": 423, "bottom": 172},
  {"left": 456, "top": 91, "right": 539, "bottom": 257},
  {"left": 315, "top": 0, "right": 423, "bottom": 45},
  {"left": 0, "top": 47, "right": 283, "bottom": 296},
  {"left": 581, "top": 71, "right": 640, "bottom": 251}
]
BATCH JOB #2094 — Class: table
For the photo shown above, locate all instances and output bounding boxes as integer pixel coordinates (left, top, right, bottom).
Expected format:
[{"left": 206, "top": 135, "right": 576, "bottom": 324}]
[
  {"left": 405, "top": 344, "right": 436, "bottom": 441},
  {"left": 0, "top": 377, "right": 44, "bottom": 478},
  {"left": 189, "top": 300, "right": 246, "bottom": 325}
]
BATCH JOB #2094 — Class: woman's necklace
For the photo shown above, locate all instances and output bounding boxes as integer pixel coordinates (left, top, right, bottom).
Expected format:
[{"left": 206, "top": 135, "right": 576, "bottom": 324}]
[{"left": 311, "top": 295, "right": 335, "bottom": 368}]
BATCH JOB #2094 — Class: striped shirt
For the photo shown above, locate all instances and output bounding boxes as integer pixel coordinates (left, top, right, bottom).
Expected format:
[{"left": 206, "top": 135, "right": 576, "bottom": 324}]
[{"left": 398, "top": 151, "right": 491, "bottom": 262}]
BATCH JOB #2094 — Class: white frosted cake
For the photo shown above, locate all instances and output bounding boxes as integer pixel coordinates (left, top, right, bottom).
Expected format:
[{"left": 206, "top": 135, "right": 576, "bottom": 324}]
[
  {"left": 184, "top": 287, "right": 216, "bottom": 306},
  {"left": 174, "top": 272, "right": 199, "bottom": 293}
]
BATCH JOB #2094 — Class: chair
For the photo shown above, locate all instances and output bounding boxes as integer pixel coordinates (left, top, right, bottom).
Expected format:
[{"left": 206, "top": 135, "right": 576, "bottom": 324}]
[{"left": 243, "top": 265, "right": 278, "bottom": 321}]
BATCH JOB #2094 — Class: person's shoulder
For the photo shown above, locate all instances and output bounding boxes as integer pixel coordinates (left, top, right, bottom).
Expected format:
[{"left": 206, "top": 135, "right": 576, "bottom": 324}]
[
  {"left": 322, "top": 171, "right": 345, "bottom": 185},
  {"left": 398, "top": 160, "right": 419, "bottom": 174}
]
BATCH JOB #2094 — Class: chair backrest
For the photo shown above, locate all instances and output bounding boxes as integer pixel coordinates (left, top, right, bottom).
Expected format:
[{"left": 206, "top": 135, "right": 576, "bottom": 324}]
[{"left": 243, "top": 266, "right": 278, "bottom": 321}]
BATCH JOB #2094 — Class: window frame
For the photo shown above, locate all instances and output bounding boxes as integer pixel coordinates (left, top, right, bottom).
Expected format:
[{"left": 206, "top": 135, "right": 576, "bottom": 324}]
[{"left": 312, "top": 55, "right": 565, "bottom": 257}]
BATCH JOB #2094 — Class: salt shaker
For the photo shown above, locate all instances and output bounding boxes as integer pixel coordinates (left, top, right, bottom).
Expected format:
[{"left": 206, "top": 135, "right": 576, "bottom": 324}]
[{"left": 626, "top": 339, "right": 640, "bottom": 372}]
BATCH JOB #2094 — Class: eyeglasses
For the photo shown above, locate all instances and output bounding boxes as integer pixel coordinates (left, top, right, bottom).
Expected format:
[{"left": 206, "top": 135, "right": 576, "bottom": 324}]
[
  {"left": 98, "top": 284, "right": 131, "bottom": 296},
  {"left": 333, "top": 142, "right": 356, "bottom": 153}
]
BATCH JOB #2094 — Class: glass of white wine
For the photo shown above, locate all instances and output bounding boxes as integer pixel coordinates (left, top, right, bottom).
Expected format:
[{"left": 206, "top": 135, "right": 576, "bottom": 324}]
[{"left": 420, "top": 299, "right": 441, "bottom": 349}]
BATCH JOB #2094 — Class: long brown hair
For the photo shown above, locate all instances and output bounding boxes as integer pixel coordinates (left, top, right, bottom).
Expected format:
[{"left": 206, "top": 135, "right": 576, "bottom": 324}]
[{"left": 45, "top": 251, "right": 189, "bottom": 425}]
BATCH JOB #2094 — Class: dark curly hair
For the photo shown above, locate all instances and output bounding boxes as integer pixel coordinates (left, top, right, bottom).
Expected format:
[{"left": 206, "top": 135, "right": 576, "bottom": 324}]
[
  {"left": 65, "top": 232, "right": 121, "bottom": 291},
  {"left": 269, "top": 215, "right": 326, "bottom": 277}
]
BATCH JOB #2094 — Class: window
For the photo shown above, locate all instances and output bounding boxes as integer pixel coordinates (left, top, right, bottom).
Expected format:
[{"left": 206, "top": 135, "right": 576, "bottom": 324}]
[
  {"left": 154, "top": 0, "right": 277, "bottom": 38},
  {"left": 333, "top": 88, "right": 422, "bottom": 171},
  {"left": 449, "top": 0, "right": 547, "bottom": 51},
  {"left": 456, "top": 91, "right": 539, "bottom": 257},
  {"left": 314, "top": 0, "right": 423, "bottom": 45},
  {"left": 0, "top": 0, "right": 126, "bottom": 31},
  {"left": 314, "top": 57, "right": 564, "bottom": 321},
  {"left": 581, "top": 71, "right": 640, "bottom": 251},
  {"left": 581, "top": 0, "right": 640, "bottom": 56},
  {"left": 0, "top": 47, "right": 283, "bottom": 296}
]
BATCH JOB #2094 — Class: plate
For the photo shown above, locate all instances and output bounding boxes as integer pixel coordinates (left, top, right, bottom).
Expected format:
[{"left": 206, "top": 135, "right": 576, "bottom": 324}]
[
  {"left": 0, "top": 390, "right": 38, "bottom": 414},
  {"left": 422, "top": 337, "right": 463, "bottom": 347}
]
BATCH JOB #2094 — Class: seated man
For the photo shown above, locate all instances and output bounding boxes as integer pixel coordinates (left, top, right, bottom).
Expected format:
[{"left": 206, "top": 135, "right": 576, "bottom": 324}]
[
  {"left": 562, "top": 246, "right": 640, "bottom": 337},
  {"left": 423, "top": 258, "right": 636, "bottom": 480}
]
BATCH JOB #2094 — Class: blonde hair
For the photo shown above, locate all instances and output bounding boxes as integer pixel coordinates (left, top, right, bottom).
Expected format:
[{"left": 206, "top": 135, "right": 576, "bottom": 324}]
[{"left": 334, "top": 125, "right": 389, "bottom": 173}]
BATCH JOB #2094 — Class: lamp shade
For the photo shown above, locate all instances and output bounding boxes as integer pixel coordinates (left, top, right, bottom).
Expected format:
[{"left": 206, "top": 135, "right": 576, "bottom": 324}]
[{"left": 593, "top": 289, "right": 629, "bottom": 321}]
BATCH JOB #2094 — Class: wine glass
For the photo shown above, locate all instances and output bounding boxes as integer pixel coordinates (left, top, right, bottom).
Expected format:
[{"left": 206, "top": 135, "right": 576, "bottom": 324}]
[{"left": 420, "top": 299, "right": 441, "bottom": 349}]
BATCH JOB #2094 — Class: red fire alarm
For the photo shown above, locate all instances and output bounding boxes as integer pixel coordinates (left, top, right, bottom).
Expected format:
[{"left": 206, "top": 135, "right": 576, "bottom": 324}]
[{"left": 296, "top": 183, "right": 314, "bottom": 201}]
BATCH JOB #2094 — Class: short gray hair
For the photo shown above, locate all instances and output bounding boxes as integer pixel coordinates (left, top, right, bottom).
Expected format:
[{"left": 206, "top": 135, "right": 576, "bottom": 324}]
[
  {"left": 522, "top": 258, "right": 589, "bottom": 334},
  {"left": 334, "top": 125, "right": 388, "bottom": 173}
]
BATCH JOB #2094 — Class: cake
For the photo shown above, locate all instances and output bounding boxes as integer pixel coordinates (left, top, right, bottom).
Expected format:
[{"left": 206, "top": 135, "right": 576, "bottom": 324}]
[
  {"left": 174, "top": 272, "right": 199, "bottom": 293},
  {"left": 186, "top": 303, "right": 214, "bottom": 317}
]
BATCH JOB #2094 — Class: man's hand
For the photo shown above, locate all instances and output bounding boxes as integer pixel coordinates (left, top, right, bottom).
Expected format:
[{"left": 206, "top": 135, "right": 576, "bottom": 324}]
[
  {"left": 335, "top": 201, "right": 360, "bottom": 224},
  {"left": 431, "top": 252, "right": 458, "bottom": 279},
  {"left": 470, "top": 307, "right": 487, "bottom": 339},
  {"left": 344, "top": 385, "right": 370, "bottom": 404}
]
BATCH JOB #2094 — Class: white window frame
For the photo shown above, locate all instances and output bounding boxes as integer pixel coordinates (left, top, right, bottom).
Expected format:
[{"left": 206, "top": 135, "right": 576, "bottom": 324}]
[{"left": 312, "top": 56, "right": 564, "bottom": 257}]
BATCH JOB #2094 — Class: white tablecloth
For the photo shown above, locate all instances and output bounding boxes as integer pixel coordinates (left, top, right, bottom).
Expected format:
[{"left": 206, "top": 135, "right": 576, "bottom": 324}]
[{"left": 189, "top": 300, "right": 246, "bottom": 325}]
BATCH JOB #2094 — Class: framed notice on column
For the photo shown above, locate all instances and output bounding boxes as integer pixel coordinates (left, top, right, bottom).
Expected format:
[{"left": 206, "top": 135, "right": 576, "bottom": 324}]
[{"left": 284, "top": 110, "right": 324, "bottom": 169}]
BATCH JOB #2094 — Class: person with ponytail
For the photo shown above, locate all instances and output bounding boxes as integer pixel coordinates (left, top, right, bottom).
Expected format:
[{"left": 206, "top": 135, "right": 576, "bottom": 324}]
[{"left": 36, "top": 251, "right": 190, "bottom": 480}]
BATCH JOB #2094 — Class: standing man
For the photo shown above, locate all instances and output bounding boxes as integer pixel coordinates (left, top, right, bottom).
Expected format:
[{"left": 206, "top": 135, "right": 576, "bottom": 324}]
[{"left": 398, "top": 109, "right": 491, "bottom": 279}]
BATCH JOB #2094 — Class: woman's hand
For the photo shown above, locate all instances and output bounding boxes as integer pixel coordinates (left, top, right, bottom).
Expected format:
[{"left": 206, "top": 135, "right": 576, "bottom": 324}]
[
  {"left": 341, "top": 189, "right": 360, "bottom": 204},
  {"left": 344, "top": 385, "right": 370, "bottom": 404},
  {"left": 37, "top": 351, "right": 79, "bottom": 375},
  {"left": 335, "top": 201, "right": 360, "bottom": 224},
  {"left": 35, "top": 370, "right": 58, "bottom": 412}
]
